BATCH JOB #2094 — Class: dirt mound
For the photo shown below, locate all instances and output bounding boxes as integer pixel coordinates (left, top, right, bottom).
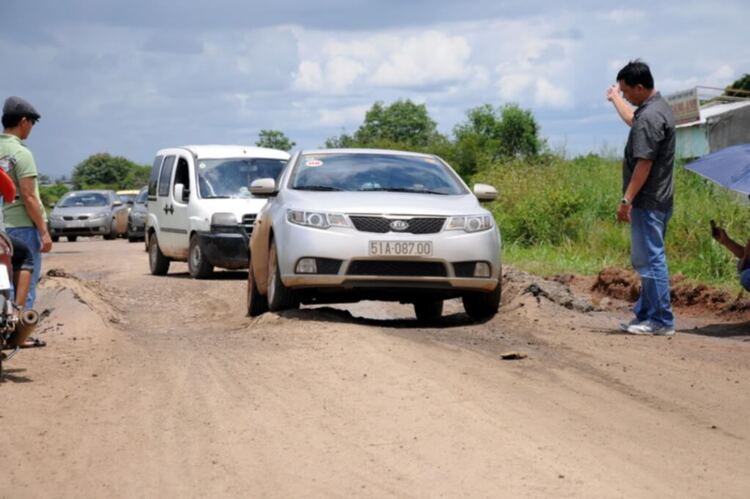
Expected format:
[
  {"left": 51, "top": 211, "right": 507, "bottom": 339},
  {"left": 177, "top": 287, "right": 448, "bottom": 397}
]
[
  {"left": 503, "top": 267, "right": 598, "bottom": 313},
  {"left": 592, "top": 266, "right": 750, "bottom": 314}
]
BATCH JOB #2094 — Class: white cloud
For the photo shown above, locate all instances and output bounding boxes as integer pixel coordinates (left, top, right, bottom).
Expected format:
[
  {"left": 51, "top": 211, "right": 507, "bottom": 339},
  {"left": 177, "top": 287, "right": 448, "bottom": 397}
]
[
  {"left": 318, "top": 105, "right": 370, "bottom": 127},
  {"left": 535, "top": 78, "right": 570, "bottom": 108},
  {"left": 604, "top": 9, "right": 646, "bottom": 23}
]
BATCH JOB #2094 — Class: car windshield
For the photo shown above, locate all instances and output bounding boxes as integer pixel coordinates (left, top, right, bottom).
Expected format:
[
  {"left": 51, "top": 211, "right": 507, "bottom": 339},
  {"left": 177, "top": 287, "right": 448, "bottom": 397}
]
[
  {"left": 196, "top": 158, "right": 288, "bottom": 199},
  {"left": 119, "top": 194, "right": 136, "bottom": 204},
  {"left": 135, "top": 189, "right": 148, "bottom": 204},
  {"left": 290, "top": 153, "right": 467, "bottom": 195},
  {"left": 58, "top": 193, "right": 109, "bottom": 207}
]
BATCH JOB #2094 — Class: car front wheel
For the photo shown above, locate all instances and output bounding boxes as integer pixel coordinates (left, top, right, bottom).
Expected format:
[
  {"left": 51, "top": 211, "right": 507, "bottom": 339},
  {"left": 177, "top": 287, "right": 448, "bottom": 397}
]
[
  {"left": 188, "top": 234, "right": 213, "bottom": 279},
  {"left": 148, "top": 234, "right": 170, "bottom": 275},
  {"left": 267, "top": 240, "right": 299, "bottom": 312},
  {"left": 414, "top": 299, "right": 443, "bottom": 323},
  {"left": 462, "top": 279, "right": 501, "bottom": 320},
  {"left": 247, "top": 263, "right": 268, "bottom": 317}
]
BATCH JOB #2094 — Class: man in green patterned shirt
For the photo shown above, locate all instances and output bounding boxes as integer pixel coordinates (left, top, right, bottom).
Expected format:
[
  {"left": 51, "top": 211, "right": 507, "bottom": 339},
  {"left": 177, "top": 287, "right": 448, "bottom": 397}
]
[{"left": 0, "top": 96, "right": 53, "bottom": 309}]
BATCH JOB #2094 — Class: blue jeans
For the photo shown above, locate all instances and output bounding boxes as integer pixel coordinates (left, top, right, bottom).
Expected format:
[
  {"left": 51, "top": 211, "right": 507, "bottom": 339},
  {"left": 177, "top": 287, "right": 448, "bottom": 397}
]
[
  {"left": 630, "top": 207, "right": 674, "bottom": 328},
  {"left": 740, "top": 269, "right": 750, "bottom": 292},
  {"left": 7, "top": 227, "right": 42, "bottom": 309}
]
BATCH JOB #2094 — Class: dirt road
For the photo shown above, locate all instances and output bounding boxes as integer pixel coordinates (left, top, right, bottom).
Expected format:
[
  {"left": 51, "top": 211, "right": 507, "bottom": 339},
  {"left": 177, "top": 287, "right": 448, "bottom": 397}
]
[{"left": 2, "top": 239, "right": 749, "bottom": 498}]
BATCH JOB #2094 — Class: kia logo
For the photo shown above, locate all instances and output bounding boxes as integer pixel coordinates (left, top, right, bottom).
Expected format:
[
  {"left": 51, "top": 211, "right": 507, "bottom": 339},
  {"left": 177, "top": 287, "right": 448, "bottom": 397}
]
[{"left": 390, "top": 220, "right": 409, "bottom": 231}]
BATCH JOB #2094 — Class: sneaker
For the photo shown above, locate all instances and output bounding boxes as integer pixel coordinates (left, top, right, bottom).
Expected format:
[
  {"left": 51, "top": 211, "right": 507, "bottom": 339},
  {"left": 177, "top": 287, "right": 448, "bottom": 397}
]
[
  {"left": 627, "top": 320, "right": 675, "bottom": 336},
  {"left": 619, "top": 318, "right": 643, "bottom": 332}
]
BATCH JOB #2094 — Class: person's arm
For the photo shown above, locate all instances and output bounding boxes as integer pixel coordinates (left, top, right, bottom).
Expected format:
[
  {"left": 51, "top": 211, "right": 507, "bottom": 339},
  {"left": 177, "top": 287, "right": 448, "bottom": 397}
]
[
  {"left": 616, "top": 159, "right": 653, "bottom": 223},
  {"left": 713, "top": 226, "right": 746, "bottom": 259},
  {"left": 18, "top": 176, "right": 52, "bottom": 252},
  {"left": 607, "top": 85, "right": 634, "bottom": 127}
]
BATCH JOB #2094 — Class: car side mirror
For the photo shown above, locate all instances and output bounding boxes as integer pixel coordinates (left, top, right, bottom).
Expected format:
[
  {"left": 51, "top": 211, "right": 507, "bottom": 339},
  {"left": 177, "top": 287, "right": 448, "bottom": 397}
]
[
  {"left": 473, "top": 183, "right": 498, "bottom": 202},
  {"left": 113, "top": 200, "right": 123, "bottom": 207},
  {"left": 174, "top": 183, "right": 186, "bottom": 202},
  {"left": 250, "top": 178, "right": 276, "bottom": 196}
]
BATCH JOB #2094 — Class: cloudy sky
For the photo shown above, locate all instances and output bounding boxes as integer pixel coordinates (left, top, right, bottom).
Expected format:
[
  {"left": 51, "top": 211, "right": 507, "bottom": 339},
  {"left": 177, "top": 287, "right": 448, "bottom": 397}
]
[{"left": 2, "top": 0, "right": 748, "bottom": 177}]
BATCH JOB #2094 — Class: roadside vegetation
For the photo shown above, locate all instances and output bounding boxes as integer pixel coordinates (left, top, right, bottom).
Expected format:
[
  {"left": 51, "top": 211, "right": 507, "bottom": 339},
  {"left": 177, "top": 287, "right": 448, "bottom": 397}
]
[{"left": 325, "top": 99, "right": 750, "bottom": 291}]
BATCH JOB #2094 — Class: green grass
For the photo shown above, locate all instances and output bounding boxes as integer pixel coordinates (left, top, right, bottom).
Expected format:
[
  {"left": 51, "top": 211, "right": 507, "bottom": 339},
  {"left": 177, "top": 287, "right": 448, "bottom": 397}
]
[{"left": 474, "top": 154, "right": 750, "bottom": 292}]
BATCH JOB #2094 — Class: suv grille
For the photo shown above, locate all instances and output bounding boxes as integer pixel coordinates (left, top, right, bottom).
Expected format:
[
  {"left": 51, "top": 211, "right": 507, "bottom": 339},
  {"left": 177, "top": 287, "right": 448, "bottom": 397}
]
[
  {"left": 347, "top": 261, "right": 447, "bottom": 277},
  {"left": 349, "top": 216, "right": 445, "bottom": 234},
  {"left": 240, "top": 214, "right": 257, "bottom": 235}
]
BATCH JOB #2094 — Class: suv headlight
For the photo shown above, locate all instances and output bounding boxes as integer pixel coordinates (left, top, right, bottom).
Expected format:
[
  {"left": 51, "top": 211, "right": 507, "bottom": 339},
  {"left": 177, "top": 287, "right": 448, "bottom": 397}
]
[
  {"left": 445, "top": 214, "right": 494, "bottom": 233},
  {"left": 287, "top": 210, "right": 350, "bottom": 230}
]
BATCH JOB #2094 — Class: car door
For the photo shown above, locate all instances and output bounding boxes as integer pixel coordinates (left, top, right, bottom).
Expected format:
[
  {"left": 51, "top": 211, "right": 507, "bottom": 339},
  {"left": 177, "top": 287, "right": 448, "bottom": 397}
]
[
  {"left": 163, "top": 154, "right": 192, "bottom": 258},
  {"left": 112, "top": 193, "right": 128, "bottom": 234},
  {"left": 153, "top": 155, "right": 178, "bottom": 256}
]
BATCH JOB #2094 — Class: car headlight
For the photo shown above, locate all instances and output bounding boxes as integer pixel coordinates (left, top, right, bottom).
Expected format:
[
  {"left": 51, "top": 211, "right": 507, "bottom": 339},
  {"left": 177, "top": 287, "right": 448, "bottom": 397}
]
[
  {"left": 90, "top": 213, "right": 108, "bottom": 220},
  {"left": 287, "top": 210, "right": 350, "bottom": 230},
  {"left": 49, "top": 214, "right": 64, "bottom": 222},
  {"left": 445, "top": 214, "right": 494, "bottom": 233}
]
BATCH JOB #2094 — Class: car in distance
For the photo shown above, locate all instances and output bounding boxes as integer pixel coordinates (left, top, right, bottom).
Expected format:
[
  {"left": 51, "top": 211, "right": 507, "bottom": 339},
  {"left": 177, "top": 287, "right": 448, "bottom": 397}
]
[
  {"left": 146, "top": 145, "right": 291, "bottom": 278},
  {"left": 127, "top": 186, "right": 148, "bottom": 243},
  {"left": 48, "top": 190, "right": 129, "bottom": 242},
  {"left": 246, "top": 149, "right": 501, "bottom": 322}
]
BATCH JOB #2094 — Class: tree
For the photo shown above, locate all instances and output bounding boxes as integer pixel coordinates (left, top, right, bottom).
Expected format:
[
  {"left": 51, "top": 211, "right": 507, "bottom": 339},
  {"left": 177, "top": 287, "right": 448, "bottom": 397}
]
[
  {"left": 452, "top": 103, "right": 541, "bottom": 176},
  {"left": 71, "top": 153, "right": 150, "bottom": 190},
  {"left": 725, "top": 74, "right": 750, "bottom": 98},
  {"left": 353, "top": 100, "right": 439, "bottom": 147},
  {"left": 256, "top": 129, "right": 296, "bottom": 151},
  {"left": 39, "top": 182, "right": 70, "bottom": 209}
]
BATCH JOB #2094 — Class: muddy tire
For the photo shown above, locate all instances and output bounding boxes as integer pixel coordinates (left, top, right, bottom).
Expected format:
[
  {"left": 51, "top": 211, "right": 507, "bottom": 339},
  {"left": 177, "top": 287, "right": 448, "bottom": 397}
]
[
  {"left": 188, "top": 234, "right": 213, "bottom": 279},
  {"left": 246, "top": 263, "right": 268, "bottom": 317},
  {"left": 267, "top": 240, "right": 299, "bottom": 312},
  {"left": 462, "top": 279, "right": 501, "bottom": 320},
  {"left": 414, "top": 299, "right": 443, "bottom": 323},
  {"left": 148, "top": 234, "right": 170, "bottom": 276}
]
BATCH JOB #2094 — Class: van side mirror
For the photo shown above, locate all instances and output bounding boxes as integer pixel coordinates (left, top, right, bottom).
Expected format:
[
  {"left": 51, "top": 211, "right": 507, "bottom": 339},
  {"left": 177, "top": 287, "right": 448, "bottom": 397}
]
[
  {"left": 250, "top": 178, "right": 276, "bottom": 196},
  {"left": 473, "top": 183, "right": 498, "bottom": 202},
  {"left": 174, "top": 183, "right": 188, "bottom": 202}
]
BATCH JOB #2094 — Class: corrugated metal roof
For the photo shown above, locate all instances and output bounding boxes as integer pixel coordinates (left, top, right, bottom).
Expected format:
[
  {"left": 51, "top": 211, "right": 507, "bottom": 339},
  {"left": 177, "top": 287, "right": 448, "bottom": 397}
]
[{"left": 677, "top": 100, "right": 750, "bottom": 128}]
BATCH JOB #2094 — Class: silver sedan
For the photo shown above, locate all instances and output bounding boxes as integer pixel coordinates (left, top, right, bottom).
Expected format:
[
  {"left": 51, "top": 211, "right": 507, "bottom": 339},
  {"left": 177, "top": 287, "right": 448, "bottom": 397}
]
[
  {"left": 48, "top": 190, "right": 128, "bottom": 242},
  {"left": 247, "top": 149, "right": 502, "bottom": 322}
]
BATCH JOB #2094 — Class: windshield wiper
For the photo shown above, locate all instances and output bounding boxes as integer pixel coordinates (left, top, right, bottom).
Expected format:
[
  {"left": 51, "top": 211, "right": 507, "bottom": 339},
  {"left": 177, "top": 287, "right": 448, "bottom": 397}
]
[
  {"left": 359, "top": 187, "right": 448, "bottom": 195},
  {"left": 294, "top": 185, "right": 343, "bottom": 191}
]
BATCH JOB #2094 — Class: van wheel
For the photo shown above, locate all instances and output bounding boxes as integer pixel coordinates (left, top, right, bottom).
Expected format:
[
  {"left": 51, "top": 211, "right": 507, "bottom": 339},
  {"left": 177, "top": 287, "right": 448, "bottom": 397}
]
[
  {"left": 247, "top": 263, "right": 268, "bottom": 317},
  {"left": 267, "top": 240, "right": 299, "bottom": 312},
  {"left": 414, "top": 299, "right": 443, "bottom": 323},
  {"left": 188, "top": 235, "right": 213, "bottom": 279},
  {"left": 148, "top": 235, "right": 170, "bottom": 275},
  {"left": 462, "top": 279, "right": 502, "bottom": 320}
]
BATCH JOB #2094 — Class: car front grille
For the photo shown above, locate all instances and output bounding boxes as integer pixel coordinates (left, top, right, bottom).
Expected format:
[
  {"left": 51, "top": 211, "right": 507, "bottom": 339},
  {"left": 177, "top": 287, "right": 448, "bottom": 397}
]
[
  {"left": 349, "top": 216, "right": 445, "bottom": 234},
  {"left": 240, "top": 214, "right": 257, "bottom": 235},
  {"left": 63, "top": 216, "right": 90, "bottom": 221},
  {"left": 346, "top": 260, "right": 447, "bottom": 277}
]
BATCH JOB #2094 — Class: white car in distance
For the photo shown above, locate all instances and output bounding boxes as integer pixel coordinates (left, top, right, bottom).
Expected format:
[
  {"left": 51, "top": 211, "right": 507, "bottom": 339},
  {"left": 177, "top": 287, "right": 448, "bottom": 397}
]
[{"left": 247, "top": 149, "right": 502, "bottom": 322}]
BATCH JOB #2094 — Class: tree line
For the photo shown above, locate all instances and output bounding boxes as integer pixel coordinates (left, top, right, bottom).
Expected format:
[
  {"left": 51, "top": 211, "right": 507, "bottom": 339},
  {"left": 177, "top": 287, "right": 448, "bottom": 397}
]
[{"left": 41, "top": 99, "right": 542, "bottom": 207}]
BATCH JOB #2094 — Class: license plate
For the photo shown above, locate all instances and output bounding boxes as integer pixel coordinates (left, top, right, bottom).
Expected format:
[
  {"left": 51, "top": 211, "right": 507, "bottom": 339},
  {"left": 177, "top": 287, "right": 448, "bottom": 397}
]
[
  {"left": 368, "top": 240, "right": 433, "bottom": 257},
  {"left": 67, "top": 220, "right": 85, "bottom": 228}
]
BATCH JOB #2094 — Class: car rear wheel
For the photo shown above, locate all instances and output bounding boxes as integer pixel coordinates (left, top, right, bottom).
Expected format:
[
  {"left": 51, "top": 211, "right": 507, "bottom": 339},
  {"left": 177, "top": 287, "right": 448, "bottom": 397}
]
[
  {"left": 188, "top": 234, "right": 213, "bottom": 279},
  {"left": 246, "top": 263, "right": 268, "bottom": 317},
  {"left": 148, "top": 234, "right": 170, "bottom": 275},
  {"left": 267, "top": 240, "right": 299, "bottom": 312},
  {"left": 414, "top": 299, "right": 443, "bottom": 324},
  {"left": 51, "top": 236, "right": 59, "bottom": 243},
  {"left": 462, "top": 279, "right": 502, "bottom": 320}
]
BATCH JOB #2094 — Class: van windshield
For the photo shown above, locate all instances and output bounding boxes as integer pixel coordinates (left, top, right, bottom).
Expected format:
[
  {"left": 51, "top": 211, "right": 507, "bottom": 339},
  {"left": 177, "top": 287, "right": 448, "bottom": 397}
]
[{"left": 196, "top": 158, "right": 287, "bottom": 199}]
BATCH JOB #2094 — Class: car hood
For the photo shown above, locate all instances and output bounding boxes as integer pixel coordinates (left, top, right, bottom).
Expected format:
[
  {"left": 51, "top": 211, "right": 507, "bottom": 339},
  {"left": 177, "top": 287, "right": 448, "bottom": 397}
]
[
  {"left": 199, "top": 197, "right": 269, "bottom": 218},
  {"left": 52, "top": 206, "right": 110, "bottom": 217},
  {"left": 280, "top": 190, "right": 487, "bottom": 216}
]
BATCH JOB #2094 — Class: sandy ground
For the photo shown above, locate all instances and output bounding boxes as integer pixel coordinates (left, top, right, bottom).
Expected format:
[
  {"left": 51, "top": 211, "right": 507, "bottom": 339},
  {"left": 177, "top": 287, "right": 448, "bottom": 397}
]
[{"left": 1, "top": 238, "right": 749, "bottom": 498}]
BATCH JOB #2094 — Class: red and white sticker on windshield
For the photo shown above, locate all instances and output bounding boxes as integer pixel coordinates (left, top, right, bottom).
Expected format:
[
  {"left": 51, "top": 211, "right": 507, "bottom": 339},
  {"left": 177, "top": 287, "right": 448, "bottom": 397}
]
[{"left": 305, "top": 159, "right": 324, "bottom": 167}]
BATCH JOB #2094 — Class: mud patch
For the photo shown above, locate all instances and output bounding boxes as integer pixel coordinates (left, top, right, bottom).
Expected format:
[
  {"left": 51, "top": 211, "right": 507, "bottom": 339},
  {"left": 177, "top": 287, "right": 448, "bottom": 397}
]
[
  {"left": 592, "top": 266, "right": 750, "bottom": 315},
  {"left": 503, "top": 268, "right": 598, "bottom": 313}
]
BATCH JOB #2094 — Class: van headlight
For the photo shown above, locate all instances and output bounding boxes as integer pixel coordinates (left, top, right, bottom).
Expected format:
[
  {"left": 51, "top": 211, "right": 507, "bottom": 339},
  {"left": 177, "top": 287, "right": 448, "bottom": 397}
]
[
  {"left": 287, "top": 210, "right": 350, "bottom": 230},
  {"left": 445, "top": 215, "right": 494, "bottom": 233}
]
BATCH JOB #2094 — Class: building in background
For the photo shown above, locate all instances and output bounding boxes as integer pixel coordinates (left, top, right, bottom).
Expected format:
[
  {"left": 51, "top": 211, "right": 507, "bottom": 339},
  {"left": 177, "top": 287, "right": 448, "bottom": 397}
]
[{"left": 667, "top": 86, "right": 750, "bottom": 159}]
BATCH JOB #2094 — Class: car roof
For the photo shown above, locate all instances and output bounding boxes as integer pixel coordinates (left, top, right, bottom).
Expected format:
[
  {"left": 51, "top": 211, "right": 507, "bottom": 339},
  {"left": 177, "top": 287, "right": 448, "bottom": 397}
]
[
  {"left": 299, "top": 148, "right": 437, "bottom": 159},
  {"left": 156, "top": 145, "right": 290, "bottom": 160}
]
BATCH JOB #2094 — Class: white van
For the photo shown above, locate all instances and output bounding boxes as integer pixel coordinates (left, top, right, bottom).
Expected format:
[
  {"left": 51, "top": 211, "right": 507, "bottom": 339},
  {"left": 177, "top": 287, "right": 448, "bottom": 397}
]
[{"left": 146, "top": 145, "right": 290, "bottom": 278}]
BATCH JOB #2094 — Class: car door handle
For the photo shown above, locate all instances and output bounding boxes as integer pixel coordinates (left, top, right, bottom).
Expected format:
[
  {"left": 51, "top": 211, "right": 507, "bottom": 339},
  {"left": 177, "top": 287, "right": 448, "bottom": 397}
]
[{"left": 163, "top": 204, "right": 174, "bottom": 215}]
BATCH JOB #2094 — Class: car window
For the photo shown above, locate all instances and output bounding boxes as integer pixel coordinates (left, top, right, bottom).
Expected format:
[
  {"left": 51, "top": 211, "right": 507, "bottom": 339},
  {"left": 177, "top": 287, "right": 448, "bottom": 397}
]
[
  {"left": 158, "top": 156, "right": 176, "bottom": 197},
  {"left": 290, "top": 153, "right": 467, "bottom": 195},
  {"left": 58, "top": 192, "right": 110, "bottom": 207},
  {"left": 148, "top": 155, "right": 163, "bottom": 198},
  {"left": 196, "top": 158, "right": 287, "bottom": 199},
  {"left": 135, "top": 188, "right": 148, "bottom": 204}
]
